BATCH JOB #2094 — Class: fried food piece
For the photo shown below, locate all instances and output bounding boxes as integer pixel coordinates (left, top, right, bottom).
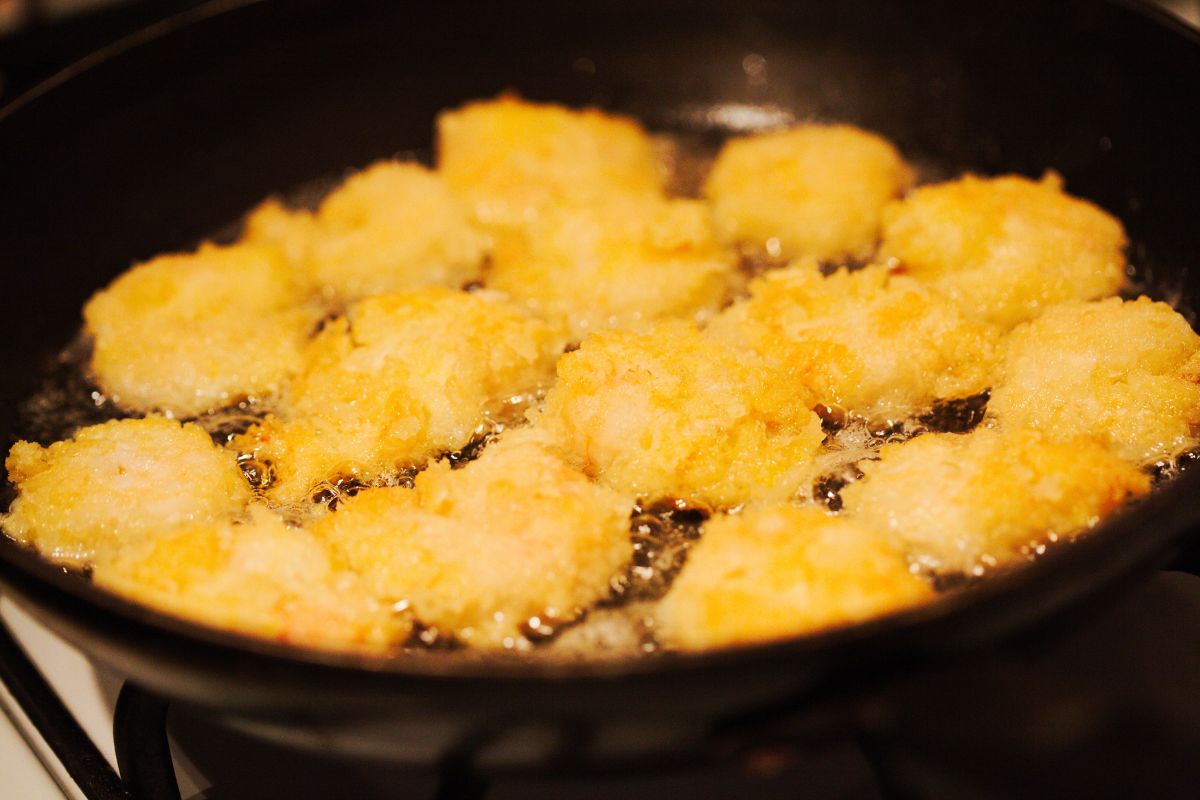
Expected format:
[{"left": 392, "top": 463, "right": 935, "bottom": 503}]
[
  {"left": 234, "top": 288, "right": 564, "bottom": 506},
  {"left": 93, "top": 507, "right": 405, "bottom": 650},
  {"left": 656, "top": 505, "right": 932, "bottom": 650},
  {"left": 488, "top": 196, "right": 737, "bottom": 338},
  {"left": 537, "top": 321, "right": 825, "bottom": 507},
  {"left": 315, "top": 432, "right": 633, "bottom": 649},
  {"left": 436, "top": 95, "right": 663, "bottom": 229},
  {"left": 242, "top": 161, "right": 487, "bottom": 303},
  {"left": 708, "top": 262, "right": 998, "bottom": 421},
  {"left": 878, "top": 173, "right": 1128, "bottom": 328},
  {"left": 841, "top": 427, "right": 1151, "bottom": 574},
  {"left": 4, "top": 417, "right": 251, "bottom": 563},
  {"left": 989, "top": 297, "right": 1200, "bottom": 465},
  {"left": 84, "top": 242, "right": 314, "bottom": 417},
  {"left": 704, "top": 124, "right": 915, "bottom": 263}
]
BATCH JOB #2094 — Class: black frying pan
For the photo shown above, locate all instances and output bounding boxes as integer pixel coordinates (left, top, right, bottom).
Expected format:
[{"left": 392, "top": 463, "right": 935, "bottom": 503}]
[{"left": 1, "top": 0, "right": 1199, "bottom": 775}]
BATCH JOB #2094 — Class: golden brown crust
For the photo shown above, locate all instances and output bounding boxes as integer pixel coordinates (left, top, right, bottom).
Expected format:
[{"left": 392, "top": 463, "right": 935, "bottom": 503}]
[
  {"left": 989, "top": 296, "right": 1200, "bottom": 464},
  {"left": 243, "top": 161, "right": 487, "bottom": 303},
  {"left": 879, "top": 173, "right": 1128, "bottom": 328},
  {"left": 536, "top": 320, "right": 825, "bottom": 507},
  {"left": 233, "top": 288, "right": 565, "bottom": 506},
  {"left": 841, "top": 427, "right": 1151, "bottom": 574},
  {"left": 709, "top": 261, "right": 998, "bottom": 421},
  {"left": 704, "top": 124, "right": 915, "bottom": 263},
  {"left": 93, "top": 506, "right": 405, "bottom": 650},
  {"left": 657, "top": 505, "right": 932, "bottom": 649},
  {"left": 487, "top": 196, "right": 738, "bottom": 338},
  {"left": 4, "top": 417, "right": 251, "bottom": 562},
  {"left": 436, "top": 95, "right": 664, "bottom": 230},
  {"left": 314, "top": 432, "right": 633, "bottom": 649},
  {"left": 84, "top": 242, "right": 315, "bottom": 417}
]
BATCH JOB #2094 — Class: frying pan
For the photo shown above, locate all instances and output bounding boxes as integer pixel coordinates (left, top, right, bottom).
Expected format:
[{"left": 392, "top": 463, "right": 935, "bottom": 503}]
[{"left": 1, "top": 0, "right": 1199, "bottom": 778}]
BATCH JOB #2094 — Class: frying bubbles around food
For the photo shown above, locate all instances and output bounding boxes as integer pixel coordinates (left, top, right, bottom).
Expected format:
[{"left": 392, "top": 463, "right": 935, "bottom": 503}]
[
  {"left": 233, "top": 287, "right": 566, "bottom": 509},
  {"left": 314, "top": 431, "right": 633, "bottom": 650},
  {"left": 5, "top": 94, "right": 1199, "bottom": 657}
]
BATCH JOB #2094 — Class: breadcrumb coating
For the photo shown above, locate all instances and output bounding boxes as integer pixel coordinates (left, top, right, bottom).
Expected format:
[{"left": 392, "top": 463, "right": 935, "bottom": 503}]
[
  {"left": 879, "top": 173, "right": 1128, "bottom": 328},
  {"left": 234, "top": 288, "right": 564, "bottom": 506},
  {"left": 84, "top": 242, "right": 314, "bottom": 417},
  {"left": 537, "top": 321, "right": 825, "bottom": 507},
  {"left": 704, "top": 124, "right": 915, "bottom": 263},
  {"left": 94, "top": 507, "right": 406, "bottom": 650},
  {"left": 841, "top": 427, "right": 1151, "bottom": 574},
  {"left": 990, "top": 297, "right": 1200, "bottom": 464},
  {"left": 436, "top": 95, "right": 664, "bottom": 230},
  {"left": 315, "top": 432, "right": 633, "bottom": 649},
  {"left": 488, "top": 196, "right": 738, "bottom": 337},
  {"left": 4, "top": 417, "right": 251, "bottom": 563},
  {"left": 243, "top": 161, "right": 487, "bottom": 303},
  {"left": 708, "top": 262, "right": 998, "bottom": 420},
  {"left": 657, "top": 505, "right": 932, "bottom": 650}
]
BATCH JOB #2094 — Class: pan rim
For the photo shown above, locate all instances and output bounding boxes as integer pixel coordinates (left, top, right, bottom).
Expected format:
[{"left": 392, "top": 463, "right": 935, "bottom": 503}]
[{"left": 1, "top": 0, "right": 1198, "bottom": 690}]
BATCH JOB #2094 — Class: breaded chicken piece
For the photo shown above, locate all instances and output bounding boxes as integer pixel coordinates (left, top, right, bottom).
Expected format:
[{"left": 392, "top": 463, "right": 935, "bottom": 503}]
[
  {"left": 536, "top": 320, "right": 825, "bottom": 507},
  {"left": 436, "top": 95, "right": 663, "bottom": 230},
  {"left": 84, "top": 242, "right": 315, "bottom": 417},
  {"left": 4, "top": 417, "right": 251, "bottom": 563},
  {"left": 94, "top": 507, "right": 405, "bottom": 650},
  {"left": 841, "top": 427, "right": 1151, "bottom": 574},
  {"left": 704, "top": 124, "right": 915, "bottom": 263},
  {"left": 315, "top": 432, "right": 633, "bottom": 649},
  {"left": 488, "top": 196, "right": 737, "bottom": 338},
  {"left": 708, "top": 261, "right": 998, "bottom": 421},
  {"left": 242, "top": 161, "right": 487, "bottom": 303},
  {"left": 234, "top": 287, "right": 564, "bottom": 506},
  {"left": 989, "top": 297, "right": 1200, "bottom": 464},
  {"left": 878, "top": 173, "right": 1128, "bottom": 328},
  {"left": 656, "top": 505, "right": 932, "bottom": 650}
]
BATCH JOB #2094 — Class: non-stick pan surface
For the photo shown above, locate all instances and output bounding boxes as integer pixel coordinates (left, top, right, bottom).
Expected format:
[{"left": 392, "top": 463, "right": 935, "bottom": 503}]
[{"left": 1, "top": 0, "right": 1199, "bottom": 767}]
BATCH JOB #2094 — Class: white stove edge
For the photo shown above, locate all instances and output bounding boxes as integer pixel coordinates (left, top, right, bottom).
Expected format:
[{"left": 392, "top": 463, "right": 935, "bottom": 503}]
[{"left": 0, "top": 594, "right": 206, "bottom": 800}]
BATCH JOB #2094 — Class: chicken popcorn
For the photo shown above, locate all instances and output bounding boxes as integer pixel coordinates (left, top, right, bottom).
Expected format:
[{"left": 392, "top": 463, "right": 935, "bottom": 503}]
[
  {"left": 4, "top": 417, "right": 251, "bottom": 563},
  {"left": 536, "top": 321, "right": 825, "bottom": 507},
  {"left": 314, "top": 432, "right": 633, "bottom": 649},
  {"left": 657, "top": 505, "right": 932, "bottom": 650},
  {"left": 94, "top": 507, "right": 405, "bottom": 650},
  {"left": 234, "top": 288, "right": 564, "bottom": 506},
  {"left": 488, "top": 196, "right": 738, "bottom": 337},
  {"left": 841, "top": 427, "right": 1151, "bottom": 574},
  {"left": 243, "top": 161, "right": 487, "bottom": 303},
  {"left": 708, "top": 261, "right": 998, "bottom": 421},
  {"left": 879, "top": 173, "right": 1128, "bottom": 328},
  {"left": 989, "top": 297, "right": 1200, "bottom": 465},
  {"left": 704, "top": 124, "right": 915, "bottom": 264},
  {"left": 84, "top": 242, "right": 314, "bottom": 417},
  {"left": 436, "top": 95, "right": 664, "bottom": 229}
]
